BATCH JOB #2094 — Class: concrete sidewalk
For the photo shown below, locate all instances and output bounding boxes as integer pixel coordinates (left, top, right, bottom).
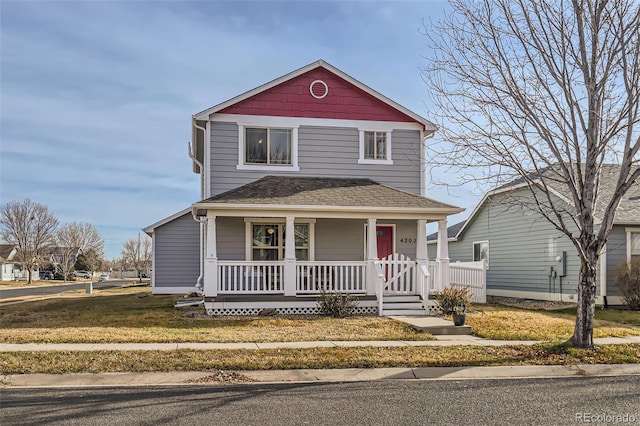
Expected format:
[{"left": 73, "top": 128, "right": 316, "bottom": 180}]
[
  {"left": 3, "top": 364, "right": 640, "bottom": 388},
  {"left": 2, "top": 335, "right": 640, "bottom": 352}
]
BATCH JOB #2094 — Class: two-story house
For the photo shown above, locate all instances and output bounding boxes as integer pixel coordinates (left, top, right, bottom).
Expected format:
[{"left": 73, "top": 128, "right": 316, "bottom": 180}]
[{"left": 144, "top": 60, "right": 466, "bottom": 316}]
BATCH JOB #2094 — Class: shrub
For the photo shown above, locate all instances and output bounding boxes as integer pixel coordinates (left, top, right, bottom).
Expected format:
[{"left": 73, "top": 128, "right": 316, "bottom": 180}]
[
  {"left": 432, "top": 286, "right": 472, "bottom": 315},
  {"left": 317, "top": 288, "right": 359, "bottom": 318},
  {"left": 614, "top": 259, "right": 640, "bottom": 311}
]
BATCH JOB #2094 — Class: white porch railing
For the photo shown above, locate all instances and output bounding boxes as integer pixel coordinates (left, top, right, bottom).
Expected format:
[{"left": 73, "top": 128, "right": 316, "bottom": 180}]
[
  {"left": 428, "top": 260, "right": 487, "bottom": 303},
  {"left": 296, "top": 262, "right": 367, "bottom": 294},
  {"left": 218, "top": 261, "right": 284, "bottom": 294}
]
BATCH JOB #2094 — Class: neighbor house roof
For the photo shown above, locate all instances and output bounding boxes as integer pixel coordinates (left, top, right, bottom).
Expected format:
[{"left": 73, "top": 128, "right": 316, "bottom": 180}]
[
  {"left": 0, "top": 244, "right": 17, "bottom": 262},
  {"left": 195, "top": 176, "right": 461, "bottom": 211},
  {"left": 433, "top": 163, "right": 640, "bottom": 242},
  {"left": 193, "top": 59, "right": 437, "bottom": 131}
]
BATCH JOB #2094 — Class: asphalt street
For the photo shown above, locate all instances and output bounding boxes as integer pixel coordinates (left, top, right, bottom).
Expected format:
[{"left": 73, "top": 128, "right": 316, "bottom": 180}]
[
  {"left": 0, "top": 280, "right": 135, "bottom": 300},
  {"left": 1, "top": 376, "right": 638, "bottom": 426}
]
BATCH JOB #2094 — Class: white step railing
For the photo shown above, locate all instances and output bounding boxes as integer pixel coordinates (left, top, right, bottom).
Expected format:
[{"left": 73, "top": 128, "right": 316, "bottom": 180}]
[
  {"left": 296, "top": 262, "right": 367, "bottom": 294},
  {"left": 218, "top": 261, "right": 284, "bottom": 294}
]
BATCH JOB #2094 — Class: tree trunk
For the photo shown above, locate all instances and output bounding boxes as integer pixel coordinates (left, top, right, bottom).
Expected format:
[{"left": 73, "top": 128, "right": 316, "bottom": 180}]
[
  {"left": 568, "top": 250, "right": 598, "bottom": 348},
  {"left": 27, "top": 268, "right": 33, "bottom": 285}
]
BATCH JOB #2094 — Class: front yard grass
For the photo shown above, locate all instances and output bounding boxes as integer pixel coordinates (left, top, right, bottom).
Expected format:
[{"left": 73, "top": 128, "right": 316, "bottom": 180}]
[
  {"left": 0, "top": 288, "right": 431, "bottom": 343},
  {"left": 2, "top": 344, "right": 639, "bottom": 374},
  {"left": 467, "top": 305, "right": 640, "bottom": 341}
]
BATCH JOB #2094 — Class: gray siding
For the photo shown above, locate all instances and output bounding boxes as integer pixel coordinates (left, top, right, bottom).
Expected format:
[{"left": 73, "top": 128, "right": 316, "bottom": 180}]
[
  {"left": 430, "top": 188, "right": 585, "bottom": 298},
  {"left": 217, "top": 217, "right": 246, "bottom": 260},
  {"left": 605, "top": 225, "right": 627, "bottom": 297},
  {"left": 209, "top": 122, "right": 421, "bottom": 196},
  {"left": 154, "top": 212, "right": 200, "bottom": 290}
]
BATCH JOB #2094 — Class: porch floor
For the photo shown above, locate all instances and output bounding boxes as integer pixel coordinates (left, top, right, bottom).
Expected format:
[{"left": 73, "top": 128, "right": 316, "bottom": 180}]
[{"left": 206, "top": 294, "right": 377, "bottom": 303}]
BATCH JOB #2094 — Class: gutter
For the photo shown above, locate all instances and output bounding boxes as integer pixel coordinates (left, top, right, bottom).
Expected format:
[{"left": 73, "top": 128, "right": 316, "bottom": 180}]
[{"left": 191, "top": 118, "right": 208, "bottom": 293}]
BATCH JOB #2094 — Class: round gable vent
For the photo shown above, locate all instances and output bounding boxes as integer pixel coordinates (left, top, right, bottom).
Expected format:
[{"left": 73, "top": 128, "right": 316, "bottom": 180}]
[{"left": 309, "top": 80, "right": 328, "bottom": 99}]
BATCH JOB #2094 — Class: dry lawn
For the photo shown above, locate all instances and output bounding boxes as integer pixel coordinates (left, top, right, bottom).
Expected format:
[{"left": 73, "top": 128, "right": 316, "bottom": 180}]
[
  {"left": 0, "top": 288, "right": 431, "bottom": 343},
  {"left": 466, "top": 305, "right": 640, "bottom": 340},
  {"left": 2, "top": 344, "right": 639, "bottom": 374}
]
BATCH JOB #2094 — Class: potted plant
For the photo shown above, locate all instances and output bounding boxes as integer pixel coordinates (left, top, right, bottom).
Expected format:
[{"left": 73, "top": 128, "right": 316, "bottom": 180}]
[
  {"left": 432, "top": 286, "right": 472, "bottom": 326},
  {"left": 452, "top": 305, "right": 467, "bottom": 326}
]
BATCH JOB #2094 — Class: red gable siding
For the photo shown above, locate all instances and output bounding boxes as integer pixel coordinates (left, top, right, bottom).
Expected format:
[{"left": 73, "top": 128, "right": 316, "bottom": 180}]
[{"left": 218, "top": 67, "right": 417, "bottom": 123}]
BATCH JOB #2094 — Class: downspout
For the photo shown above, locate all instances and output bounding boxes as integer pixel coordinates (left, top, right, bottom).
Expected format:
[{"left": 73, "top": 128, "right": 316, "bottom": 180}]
[
  {"left": 421, "top": 130, "right": 435, "bottom": 198},
  {"left": 190, "top": 118, "right": 207, "bottom": 292}
]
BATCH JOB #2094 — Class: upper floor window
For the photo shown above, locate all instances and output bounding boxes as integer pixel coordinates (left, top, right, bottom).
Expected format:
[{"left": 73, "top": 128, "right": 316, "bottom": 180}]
[
  {"left": 245, "top": 127, "right": 292, "bottom": 165},
  {"left": 358, "top": 130, "right": 392, "bottom": 165},
  {"left": 364, "top": 131, "right": 386, "bottom": 160},
  {"left": 237, "top": 123, "right": 299, "bottom": 171}
]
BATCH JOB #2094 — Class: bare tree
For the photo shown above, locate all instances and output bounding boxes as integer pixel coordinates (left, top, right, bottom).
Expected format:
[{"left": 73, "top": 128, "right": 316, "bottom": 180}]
[
  {"left": 57, "top": 222, "right": 105, "bottom": 274},
  {"left": 121, "top": 235, "right": 151, "bottom": 282},
  {"left": 48, "top": 246, "right": 78, "bottom": 282},
  {"left": 0, "top": 199, "right": 59, "bottom": 284},
  {"left": 423, "top": 0, "right": 640, "bottom": 348}
]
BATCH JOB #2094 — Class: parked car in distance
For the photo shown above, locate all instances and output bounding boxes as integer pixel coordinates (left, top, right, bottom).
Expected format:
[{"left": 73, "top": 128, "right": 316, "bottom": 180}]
[
  {"left": 74, "top": 270, "right": 91, "bottom": 279},
  {"left": 138, "top": 272, "right": 149, "bottom": 278},
  {"left": 98, "top": 274, "right": 109, "bottom": 282},
  {"left": 39, "top": 271, "right": 54, "bottom": 280}
]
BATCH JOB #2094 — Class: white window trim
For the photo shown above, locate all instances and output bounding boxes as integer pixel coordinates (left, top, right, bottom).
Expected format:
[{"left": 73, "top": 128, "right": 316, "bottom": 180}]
[
  {"left": 245, "top": 219, "right": 315, "bottom": 260},
  {"left": 625, "top": 227, "right": 640, "bottom": 263},
  {"left": 237, "top": 124, "right": 300, "bottom": 171},
  {"left": 363, "top": 223, "right": 396, "bottom": 259},
  {"left": 358, "top": 130, "right": 393, "bottom": 165},
  {"left": 473, "top": 240, "right": 490, "bottom": 268}
]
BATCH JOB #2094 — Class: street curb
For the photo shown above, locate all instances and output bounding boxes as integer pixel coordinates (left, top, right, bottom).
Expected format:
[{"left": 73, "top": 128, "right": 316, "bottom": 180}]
[{"left": 2, "top": 364, "right": 639, "bottom": 388}]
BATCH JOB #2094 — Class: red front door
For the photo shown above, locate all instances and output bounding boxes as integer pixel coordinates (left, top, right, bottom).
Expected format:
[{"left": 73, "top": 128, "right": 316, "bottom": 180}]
[{"left": 376, "top": 226, "right": 394, "bottom": 259}]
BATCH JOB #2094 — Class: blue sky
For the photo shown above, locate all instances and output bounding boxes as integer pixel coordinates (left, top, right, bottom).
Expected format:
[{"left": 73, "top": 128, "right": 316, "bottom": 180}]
[{"left": 1, "top": 0, "right": 474, "bottom": 259}]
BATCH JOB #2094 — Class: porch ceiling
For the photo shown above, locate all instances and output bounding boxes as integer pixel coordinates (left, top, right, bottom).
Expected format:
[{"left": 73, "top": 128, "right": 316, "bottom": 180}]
[{"left": 193, "top": 176, "right": 463, "bottom": 219}]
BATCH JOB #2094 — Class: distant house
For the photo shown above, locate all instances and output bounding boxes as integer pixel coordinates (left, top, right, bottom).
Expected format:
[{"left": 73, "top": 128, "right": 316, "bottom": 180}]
[
  {"left": 46, "top": 246, "right": 82, "bottom": 266},
  {"left": 0, "top": 244, "right": 17, "bottom": 281},
  {"left": 428, "top": 164, "right": 640, "bottom": 306},
  {"left": 144, "top": 59, "right": 478, "bottom": 316}
]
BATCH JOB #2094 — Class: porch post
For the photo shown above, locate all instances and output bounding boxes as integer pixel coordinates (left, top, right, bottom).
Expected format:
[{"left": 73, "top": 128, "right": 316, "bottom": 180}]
[
  {"left": 204, "top": 213, "right": 218, "bottom": 297},
  {"left": 366, "top": 218, "right": 378, "bottom": 296},
  {"left": 284, "top": 215, "right": 296, "bottom": 296},
  {"left": 436, "top": 219, "right": 450, "bottom": 291},
  {"left": 416, "top": 219, "right": 427, "bottom": 262}
]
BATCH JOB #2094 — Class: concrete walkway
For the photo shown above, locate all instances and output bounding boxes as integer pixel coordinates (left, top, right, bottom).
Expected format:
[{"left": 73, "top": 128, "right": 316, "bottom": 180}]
[
  {"left": 2, "top": 335, "right": 640, "bottom": 352},
  {"left": 3, "top": 333, "right": 640, "bottom": 387}
]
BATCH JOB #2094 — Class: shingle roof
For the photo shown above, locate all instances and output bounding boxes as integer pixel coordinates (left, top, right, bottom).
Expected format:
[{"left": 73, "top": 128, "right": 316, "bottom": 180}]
[
  {"left": 426, "top": 220, "right": 466, "bottom": 241},
  {"left": 497, "top": 163, "right": 640, "bottom": 224},
  {"left": 0, "top": 244, "right": 16, "bottom": 261},
  {"left": 199, "top": 176, "right": 460, "bottom": 210}
]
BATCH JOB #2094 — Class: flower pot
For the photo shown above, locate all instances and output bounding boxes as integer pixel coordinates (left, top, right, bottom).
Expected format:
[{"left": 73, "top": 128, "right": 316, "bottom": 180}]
[{"left": 452, "top": 313, "right": 466, "bottom": 326}]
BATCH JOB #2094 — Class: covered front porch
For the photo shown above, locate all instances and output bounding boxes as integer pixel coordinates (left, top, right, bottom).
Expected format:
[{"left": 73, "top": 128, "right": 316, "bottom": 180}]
[{"left": 192, "top": 176, "right": 473, "bottom": 316}]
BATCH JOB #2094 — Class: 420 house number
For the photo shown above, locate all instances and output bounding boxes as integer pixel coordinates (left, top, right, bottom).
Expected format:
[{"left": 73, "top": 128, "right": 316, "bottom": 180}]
[{"left": 400, "top": 238, "right": 416, "bottom": 243}]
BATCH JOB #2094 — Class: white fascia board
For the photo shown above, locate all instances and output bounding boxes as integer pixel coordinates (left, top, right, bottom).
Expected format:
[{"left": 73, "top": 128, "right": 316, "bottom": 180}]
[
  {"left": 212, "top": 114, "right": 424, "bottom": 132},
  {"left": 143, "top": 208, "right": 192, "bottom": 233},
  {"left": 193, "top": 60, "right": 436, "bottom": 130},
  {"left": 426, "top": 238, "right": 457, "bottom": 245},
  {"left": 191, "top": 203, "right": 463, "bottom": 220}
]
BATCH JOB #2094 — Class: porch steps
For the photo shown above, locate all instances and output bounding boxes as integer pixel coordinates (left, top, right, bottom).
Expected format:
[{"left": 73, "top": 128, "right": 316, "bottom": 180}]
[{"left": 381, "top": 295, "right": 427, "bottom": 316}]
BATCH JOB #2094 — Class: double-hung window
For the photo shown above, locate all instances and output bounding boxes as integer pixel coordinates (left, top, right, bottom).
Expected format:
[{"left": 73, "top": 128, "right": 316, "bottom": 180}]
[
  {"left": 245, "top": 127, "right": 292, "bottom": 165},
  {"left": 473, "top": 241, "right": 489, "bottom": 267},
  {"left": 628, "top": 229, "right": 640, "bottom": 263},
  {"left": 358, "top": 130, "right": 392, "bottom": 164},
  {"left": 364, "top": 131, "right": 387, "bottom": 160},
  {"left": 250, "top": 222, "right": 310, "bottom": 261}
]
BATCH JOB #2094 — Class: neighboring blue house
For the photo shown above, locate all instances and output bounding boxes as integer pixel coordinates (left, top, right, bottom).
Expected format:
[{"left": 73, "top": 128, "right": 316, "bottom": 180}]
[{"left": 428, "top": 164, "right": 640, "bottom": 306}]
